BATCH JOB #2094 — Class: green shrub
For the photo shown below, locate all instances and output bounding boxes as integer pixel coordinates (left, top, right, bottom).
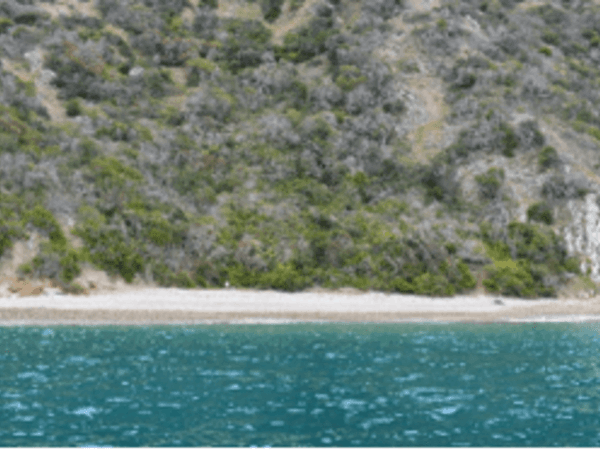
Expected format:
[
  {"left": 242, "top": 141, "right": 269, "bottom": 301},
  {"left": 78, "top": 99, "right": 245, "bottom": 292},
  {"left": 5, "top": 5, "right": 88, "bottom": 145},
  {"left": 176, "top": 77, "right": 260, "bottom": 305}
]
[
  {"left": 261, "top": 0, "right": 285, "bottom": 22},
  {"left": 335, "top": 65, "right": 367, "bottom": 92},
  {"left": 538, "top": 46, "right": 552, "bottom": 56},
  {"left": 527, "top": 202, "right": 554, "bottom": 225},
  {"left": 23, "top": 206, "right": 67, "bottom": 251},
  {"left": 538, "top": 145, "right": 559, "bottom": 170},
  {"left": 154, "top": 264, "right": 197, "bottom": 288},
  {"left": 0, "top": 220, "right": 25, "bottom": 257},
  {"left": 541, "top": 28, "right": 560, "bottom": 46},
  {"left": 457, "top": 262, "right": 477, "bottom": 290},
  {"left": 90, "top": 156, "right": 144, "bottom": 189},
  {"left": 475, "top": 167, "right": 504, "bottom": 200},
  {"left": 199, "top": 0, "right": 218, "bottom": 8},
  {"left": 436, "top": 18, "right": 447, "bottom": 30},
  {"left": 259, "top": 262, "right": 311, "bottom": 291},
  {"left": 499, "top": 122, "right": 519, "bottom": 157},
  {"left": 65, "top": 98, "right": 82, "bottom": 117},
  {"left": 186, "top": 57, "right": 217, "bottom": 73},
  {"left": 276, "top": 17, "right": 337, "bottom": 63},
  {"left": 483, "top": 260, "right": 539, "bottom": 298},
  {"left": 413, "top": 272, "right": 455, "bottom": 296},
  {"left": 59, "top": 249, "right": 81, "bottom": 283},
  {"left": 290, "top": 0, "right": 305, "bottom": 11},
  {"left": 17, "top": 262, "right": 33, "bottom": 276},
  {"left": 0, "top": 18, "right": 13, "bottom": 34},
  {"left": 62, "top": 282, "right": 87, "bottom": 295},
  {"left": 72, "top": 226, "right": 144, "bottom": 283}
]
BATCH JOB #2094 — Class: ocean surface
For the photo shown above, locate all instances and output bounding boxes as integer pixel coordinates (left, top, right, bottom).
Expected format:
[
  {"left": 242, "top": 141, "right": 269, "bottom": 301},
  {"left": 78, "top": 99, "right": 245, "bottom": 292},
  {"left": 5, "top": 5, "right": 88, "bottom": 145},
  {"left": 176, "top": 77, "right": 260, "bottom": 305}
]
[{"left": 1, "top": 322, "right": 600, "bottom": 447}]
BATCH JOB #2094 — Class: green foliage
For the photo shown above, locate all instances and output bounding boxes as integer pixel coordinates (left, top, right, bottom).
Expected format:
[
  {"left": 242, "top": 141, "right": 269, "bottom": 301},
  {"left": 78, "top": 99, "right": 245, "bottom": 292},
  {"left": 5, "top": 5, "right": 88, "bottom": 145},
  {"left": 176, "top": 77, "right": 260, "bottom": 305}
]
[
  {"left": 538, "top": 145, "right": 558, "bottom": 170},
  {"left": 289, "top": 0, "right": 305, "bottom": 11},
  {"left": 538, "top": 46, "right": 552, "bottom": 56},
  {"left": 261, "top": 0, "right": 285, "bottom": 22},
  {"left": 335, "top": 65, "right": 367, "bottom": 92},
  {"left": 398, "top": 59, "right": 420, "bottom": 73},
  {"left": 153, "top": 263, "right": 197, "bottom": 288},
  {"left": 457, "top": 261, "right": 477, "bottom": 290},
  {"left": 498, "top": 122, "right": 519, "bottom": 157},
  {"left": 23, "top": 206, "right": 67, "bottom": 251},
  {"left": 436, "top": 18, "right": 448, "bottom": 30},
  {"left": 95, "top": 121, "right": 130, "bottom": 141},
  {"left": 0, "top": 17, "right": 13, "bottom": 34},
  {"left": 483, "top": 259, "right": 541, "bottom": 298},
  {"left": 65, "top": 98, "right": 83, "bottom": 117},
  {"left": 17, "top": 262, "right": 33, "bottom": 276},
  {"left": 186, "top": 57, "right": 217, "bottom": 73},
  {"left": 527, "top": 202, "right": 553, "bottom": 225},
  {"left": 541, "top": 28, "right": 560, "bottom": 46},
  {"left": 276, "top": 17, "right": 337, "bottom": 63},
  {"left": 59, "top": 249, "right": 81, "bottom": 283},
  {"left": 495, "top": 73, "right": 517, "bottom": 87},
  {"left": 73, "top": 225, "right": 144, "bottom": 283},
  {"left": 142, "top": 212, "right": 186, "bottom": 247},
  {"left": 475, "top": 167, "right": 504, "bottom": 200},
  {"left": 90, "top": 156, "right": 144, "bottom": 189},
  {"left": 587, "top": 126, "right": 600, "bottom": 141},
  {"left": 0, "top": 220, "right": 26, "bottom": 257},
  {"left": 199, "top": 0, "right": 218, "bottom": 8}
]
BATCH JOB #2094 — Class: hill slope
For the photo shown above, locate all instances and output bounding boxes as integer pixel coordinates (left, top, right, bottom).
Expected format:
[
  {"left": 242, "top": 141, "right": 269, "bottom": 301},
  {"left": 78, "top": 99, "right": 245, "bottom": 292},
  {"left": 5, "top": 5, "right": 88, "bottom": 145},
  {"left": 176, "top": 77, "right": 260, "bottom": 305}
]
[{"left": 1, "top": 0, "right": 600, "bottom": 298}]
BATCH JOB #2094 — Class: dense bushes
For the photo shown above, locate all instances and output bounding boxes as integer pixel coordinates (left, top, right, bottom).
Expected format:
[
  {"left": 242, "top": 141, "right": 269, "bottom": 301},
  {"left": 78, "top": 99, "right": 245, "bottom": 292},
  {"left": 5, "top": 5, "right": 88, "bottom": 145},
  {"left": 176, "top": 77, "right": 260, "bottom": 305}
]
[
  {"left": 276, "top": 16, "right": 338, "bottom": 63},
  {"left": 475, "top": 167, "right": 504, "bottom": 200},
  {"left": 480, "top": 221, "right": 577, "bottom": 297}
]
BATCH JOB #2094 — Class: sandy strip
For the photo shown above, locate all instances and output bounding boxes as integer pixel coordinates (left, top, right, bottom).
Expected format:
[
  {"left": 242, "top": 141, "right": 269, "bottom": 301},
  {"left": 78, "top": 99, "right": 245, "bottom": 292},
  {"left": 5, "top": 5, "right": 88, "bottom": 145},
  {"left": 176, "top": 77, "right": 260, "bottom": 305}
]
[{"left": 1, "top": 287, "right": 600, "bottom": 325}]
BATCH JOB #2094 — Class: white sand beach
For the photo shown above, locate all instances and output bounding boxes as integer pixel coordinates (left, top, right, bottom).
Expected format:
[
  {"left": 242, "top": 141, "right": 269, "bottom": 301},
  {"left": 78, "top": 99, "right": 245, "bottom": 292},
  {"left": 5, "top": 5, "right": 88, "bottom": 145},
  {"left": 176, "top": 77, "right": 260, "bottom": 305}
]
[{"left": 1, "top": 285, "right": 600, "bottom": 325}]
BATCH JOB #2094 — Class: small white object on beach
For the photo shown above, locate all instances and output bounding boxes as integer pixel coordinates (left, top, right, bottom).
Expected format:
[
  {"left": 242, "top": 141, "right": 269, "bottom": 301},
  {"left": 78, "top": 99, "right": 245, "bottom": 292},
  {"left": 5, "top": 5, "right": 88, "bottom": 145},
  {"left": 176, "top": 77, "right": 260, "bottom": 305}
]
[{"left": 225, "top": 281, "right": 230, "bottom": 288}]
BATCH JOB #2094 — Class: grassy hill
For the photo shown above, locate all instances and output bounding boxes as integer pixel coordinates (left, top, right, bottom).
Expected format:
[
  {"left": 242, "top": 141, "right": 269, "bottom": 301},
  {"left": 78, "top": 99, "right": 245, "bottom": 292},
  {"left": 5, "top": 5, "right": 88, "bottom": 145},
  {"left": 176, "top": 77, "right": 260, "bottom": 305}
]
[{"left": 1, "top": 0, "right": 600, "bottom": 297}]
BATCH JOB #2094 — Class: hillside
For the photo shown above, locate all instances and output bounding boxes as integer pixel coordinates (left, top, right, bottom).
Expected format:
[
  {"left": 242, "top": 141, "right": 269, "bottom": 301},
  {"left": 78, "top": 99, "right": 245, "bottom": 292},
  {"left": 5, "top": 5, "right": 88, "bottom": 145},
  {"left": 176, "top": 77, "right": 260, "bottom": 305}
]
[{"left": 1, "top": 0, "right": 600, "bottom": 298}]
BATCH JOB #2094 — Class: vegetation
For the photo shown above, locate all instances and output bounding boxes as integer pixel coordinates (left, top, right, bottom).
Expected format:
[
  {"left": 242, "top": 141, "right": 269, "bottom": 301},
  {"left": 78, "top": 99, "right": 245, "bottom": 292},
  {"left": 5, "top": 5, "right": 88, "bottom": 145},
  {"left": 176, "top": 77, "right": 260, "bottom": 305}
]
[{"left": 0, "top": 0, "right": 597, "bottom": 298}]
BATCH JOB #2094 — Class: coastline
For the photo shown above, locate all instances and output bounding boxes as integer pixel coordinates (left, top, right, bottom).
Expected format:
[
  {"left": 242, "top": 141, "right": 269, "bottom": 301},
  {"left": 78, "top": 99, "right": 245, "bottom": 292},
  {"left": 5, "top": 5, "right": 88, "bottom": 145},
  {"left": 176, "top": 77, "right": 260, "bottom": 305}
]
[{"left": 1, "top": 286, "right": 600, "bottom": 325}]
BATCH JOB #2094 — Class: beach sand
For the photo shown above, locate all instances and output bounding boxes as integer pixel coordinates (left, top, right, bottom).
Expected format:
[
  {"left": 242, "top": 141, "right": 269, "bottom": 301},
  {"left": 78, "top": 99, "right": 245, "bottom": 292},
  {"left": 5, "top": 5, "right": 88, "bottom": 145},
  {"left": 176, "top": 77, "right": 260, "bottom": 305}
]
[{"left": 1, "top": 285, "right": 600, "bottom": 325}]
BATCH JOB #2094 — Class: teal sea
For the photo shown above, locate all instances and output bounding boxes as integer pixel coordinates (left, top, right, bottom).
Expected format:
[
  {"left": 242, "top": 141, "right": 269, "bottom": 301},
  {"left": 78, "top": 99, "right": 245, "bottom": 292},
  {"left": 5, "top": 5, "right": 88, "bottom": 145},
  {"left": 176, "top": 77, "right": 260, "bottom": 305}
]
[{"left": 1, "top": 323, "right": 600, "bottom": 446}]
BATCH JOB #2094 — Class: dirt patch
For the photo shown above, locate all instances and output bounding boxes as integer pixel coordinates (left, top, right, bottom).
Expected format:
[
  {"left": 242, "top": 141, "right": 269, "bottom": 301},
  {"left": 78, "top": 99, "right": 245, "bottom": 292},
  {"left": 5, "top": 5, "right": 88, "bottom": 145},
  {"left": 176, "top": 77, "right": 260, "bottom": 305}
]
[
  {"left": 404, "top": 76, "right": 450, "bottom": 163},
  {"left": 215, "top": 0, "right": 262, "bottom": 21},
  {"left": 37, "top": 0, "right": 100, "bottom": 19},
  {"left": 405, "top": 0, "right": 441, "bottom": 12},
  {"left": 267, "top": 0, "right": 322, "bottom": 45}
]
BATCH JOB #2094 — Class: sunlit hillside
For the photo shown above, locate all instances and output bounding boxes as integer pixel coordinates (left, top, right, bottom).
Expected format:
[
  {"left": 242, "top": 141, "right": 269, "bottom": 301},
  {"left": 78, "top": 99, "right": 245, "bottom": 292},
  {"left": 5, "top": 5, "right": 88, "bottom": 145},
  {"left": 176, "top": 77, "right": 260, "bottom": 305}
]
[{"left": 2, "top": 0, "right": 600, "bottom": 298}]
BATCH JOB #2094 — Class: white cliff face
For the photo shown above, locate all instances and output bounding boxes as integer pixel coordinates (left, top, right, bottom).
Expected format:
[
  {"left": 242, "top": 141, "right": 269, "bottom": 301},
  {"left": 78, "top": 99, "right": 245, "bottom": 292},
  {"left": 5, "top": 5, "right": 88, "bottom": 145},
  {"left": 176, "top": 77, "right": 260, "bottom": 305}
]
[{"left": 565, "top": 194, "right": 600, "bottom": 281}]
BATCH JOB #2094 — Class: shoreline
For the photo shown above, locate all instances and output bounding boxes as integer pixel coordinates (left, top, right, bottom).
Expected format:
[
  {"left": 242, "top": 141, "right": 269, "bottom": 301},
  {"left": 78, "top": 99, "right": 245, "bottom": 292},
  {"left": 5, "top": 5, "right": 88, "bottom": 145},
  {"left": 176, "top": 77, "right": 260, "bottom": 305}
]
[{"left": 1, "top": 287, "right": 600, "bottom": 325}]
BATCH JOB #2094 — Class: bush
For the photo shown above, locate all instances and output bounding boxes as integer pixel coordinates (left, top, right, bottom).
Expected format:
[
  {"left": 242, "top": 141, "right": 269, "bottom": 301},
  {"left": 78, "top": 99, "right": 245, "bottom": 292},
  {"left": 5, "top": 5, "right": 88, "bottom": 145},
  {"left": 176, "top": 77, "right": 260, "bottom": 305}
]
[
  {"left": 73, "top": 227, "right": 145, "bottom": 283},
  {"left": 65, "top": 98, "right": 83, "bottom": 117},
  {"left": 483, "top": 260, "right": 539, "bottom": 298},
  {"left": 475, "top": 167, "right": 504, "bottom": 200},
  {"left": 457, "top": 262, "right": 477, "bottom": 290},
  {"left": 527, "top": 202, "right": 554, "bottom": 225},
  {"left": 276, "top": 17, "right": 337, "bottom": 63},
  {"left": 261, "top": 0, "right": 285, "bottom": 22},
  {"left": 23, "top": 206, "right": 67, "bottom": 251},
  {"left": 498, "top": 122, "right": 519, "bottom": 157},
  {"left": 335, "top": 65, "right": 367, "bottom": 92},
  {"left": 538, "top": 46, "right": 552, "bottom": 56},
  {"left": 199, "top": 0, "right": 218, "bottom": 8},
  {"left": 259, "top": 262, "right": 311, "bottom": 291},
  {"left": 0, "top": 18, "right": 13, "bottom": 34},
  {"left": 59, "top": 249, "right": 81, "bottom": 283},
  {"left": 538, "top": 145, "right": 559, "bottom": 170},
  {"left": 541, "top": 28, "right": 561, "bottom": 46}
]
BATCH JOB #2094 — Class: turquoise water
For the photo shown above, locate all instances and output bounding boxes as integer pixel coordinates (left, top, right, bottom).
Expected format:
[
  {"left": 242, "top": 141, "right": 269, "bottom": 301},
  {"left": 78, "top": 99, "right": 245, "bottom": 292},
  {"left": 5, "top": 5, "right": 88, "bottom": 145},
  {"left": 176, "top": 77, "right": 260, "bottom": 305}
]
[{"left": 1, "top": 323, "right": 600, "bottom": 446}]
